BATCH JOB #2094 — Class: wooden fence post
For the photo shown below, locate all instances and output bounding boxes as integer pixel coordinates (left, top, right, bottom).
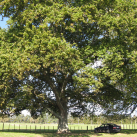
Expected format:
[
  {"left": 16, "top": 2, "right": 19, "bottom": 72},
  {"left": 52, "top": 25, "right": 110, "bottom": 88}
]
[
  {"left": 14, "top": 124, "right": 15, "bottom": 131},
  {"left": 8, "top": 123, "right": 10, "bottom": 131},
  {"left": 2, "top": 122, "right": 4, "bottom": 130},
  {"left": 87, "top": 126, "right": 88, "bottom": 132},
  {"left": 35, "top": 125, "right": 36, "bottom": 133}
]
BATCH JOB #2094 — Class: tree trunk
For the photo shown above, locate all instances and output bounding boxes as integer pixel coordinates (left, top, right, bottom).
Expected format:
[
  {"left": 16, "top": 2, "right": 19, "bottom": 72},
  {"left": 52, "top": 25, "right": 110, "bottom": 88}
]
[{"left": 57, "top": 112, "right": 70, "bottom": 133}]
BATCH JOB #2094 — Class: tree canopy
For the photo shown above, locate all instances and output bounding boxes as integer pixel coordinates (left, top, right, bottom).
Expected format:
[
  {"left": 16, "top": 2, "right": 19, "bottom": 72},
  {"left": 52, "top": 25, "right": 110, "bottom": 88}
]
[{"left": 0, "top": 0, "right": 137, "bottom": 133}]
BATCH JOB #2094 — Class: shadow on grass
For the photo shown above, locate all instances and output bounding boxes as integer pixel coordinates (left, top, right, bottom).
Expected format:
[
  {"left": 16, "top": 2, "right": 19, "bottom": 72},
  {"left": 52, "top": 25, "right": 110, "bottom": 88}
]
[
  {"left": 0, "top": 129, "right": 103, "bottom": 137},
  {"left": 40, "top": 133, "right": 103, "bottom": 137},
  {"left": 1, "top": 129, "right": 137, "bottom": 137},
  {"left": 121, "top": 129, "right": 137, "bottom": 134}
]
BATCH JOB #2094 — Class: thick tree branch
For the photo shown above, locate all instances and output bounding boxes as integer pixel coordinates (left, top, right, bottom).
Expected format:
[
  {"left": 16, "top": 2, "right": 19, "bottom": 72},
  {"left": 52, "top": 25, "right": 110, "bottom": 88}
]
[
  {"left": 46, "top": 75, "right": 66, "bottom": 115},
  {"left": 61, "top": 74, "right": 72, "bottom": 96},
  {"left": 47, "top": 107, "right": 61, "bottom": 119}
]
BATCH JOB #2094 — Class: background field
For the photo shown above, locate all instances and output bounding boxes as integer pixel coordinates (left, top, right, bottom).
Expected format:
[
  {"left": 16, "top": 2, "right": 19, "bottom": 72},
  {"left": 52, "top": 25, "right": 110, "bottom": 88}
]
[
  {"left": 0, "top": 123, "right": 137, "bottom": 130},
  {"left": 0, "top": 123, "right": 137, "bottom": 136},
  {"left": 0, "top": 123, "right": 98, "bottom": 130}
]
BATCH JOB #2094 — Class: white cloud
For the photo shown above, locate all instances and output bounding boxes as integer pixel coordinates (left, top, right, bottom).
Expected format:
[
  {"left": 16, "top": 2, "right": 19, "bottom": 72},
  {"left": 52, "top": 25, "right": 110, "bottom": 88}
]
[{"left": 21, "top": 110, "right": 31, "bottom": 116}]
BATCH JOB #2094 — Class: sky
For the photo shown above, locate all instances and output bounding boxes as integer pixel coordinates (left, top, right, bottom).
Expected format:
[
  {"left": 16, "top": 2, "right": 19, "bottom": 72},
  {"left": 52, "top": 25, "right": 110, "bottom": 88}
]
[
  {"left": 0, "top": 16, "right": 9, "bottom": 29},
  {"left": 21, "top": 110, "right": 31, "bottom": 116}
]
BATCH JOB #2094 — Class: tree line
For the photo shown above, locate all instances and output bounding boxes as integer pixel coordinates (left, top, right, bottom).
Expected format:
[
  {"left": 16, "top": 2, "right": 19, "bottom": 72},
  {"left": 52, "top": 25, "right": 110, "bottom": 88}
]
[{"left": 1, "top": 113, "right": 136, "bottom": 125}]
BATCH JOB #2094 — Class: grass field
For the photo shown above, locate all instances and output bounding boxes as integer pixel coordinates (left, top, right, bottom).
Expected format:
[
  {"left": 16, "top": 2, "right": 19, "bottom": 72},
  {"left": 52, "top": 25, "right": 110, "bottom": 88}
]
[
  {"left": 0, "top": 123, "right": 137, "bottom": 137},
  {"left": 0, "top": 130, "right": 137, "bottom": 137},
  {"left": 0, "top": 123, "right": 100, "bottom": 131},
  {"left": 0, "top": 123, "right": 137, "bottom": 131}
]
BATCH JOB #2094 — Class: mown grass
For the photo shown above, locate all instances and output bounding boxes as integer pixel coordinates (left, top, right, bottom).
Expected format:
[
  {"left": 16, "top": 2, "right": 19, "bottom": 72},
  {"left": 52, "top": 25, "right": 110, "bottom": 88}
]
[
  {"left": 0, "top": 123, "right": 100, "bottom": 131},
  {"left": 0, "top": 123, "right": 136, "bottom": 131},
  {"left": 1, "top": 123, "right": 137, "bottom": 137},
  {"left": 0, "top": 130, "right": 137, "bottom": 137}
]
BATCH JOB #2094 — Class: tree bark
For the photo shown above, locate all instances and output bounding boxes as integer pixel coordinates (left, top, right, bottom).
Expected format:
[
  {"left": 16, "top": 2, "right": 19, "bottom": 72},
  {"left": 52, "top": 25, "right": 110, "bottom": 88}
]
[
  {"left": 56, "top": 98, "right": 70, "bottom": 133},
  {"left": 57, "top": 112, "right": 70, "bottom": 133}
]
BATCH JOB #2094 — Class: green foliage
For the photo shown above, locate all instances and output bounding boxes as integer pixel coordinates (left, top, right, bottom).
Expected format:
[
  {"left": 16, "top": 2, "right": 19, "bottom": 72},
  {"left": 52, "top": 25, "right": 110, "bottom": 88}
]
[
  {"left": 67, "top": 114, "right": 137, "bottom": 125},
  {"left": 0, "top": 0, "right": 137, "bottom": 130}
]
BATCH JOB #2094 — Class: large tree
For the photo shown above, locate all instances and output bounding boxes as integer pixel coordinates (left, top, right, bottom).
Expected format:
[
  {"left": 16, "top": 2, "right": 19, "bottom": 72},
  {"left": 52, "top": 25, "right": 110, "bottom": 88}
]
[{"left": 0, "top": 0, "right": 137, "bottom": 133}]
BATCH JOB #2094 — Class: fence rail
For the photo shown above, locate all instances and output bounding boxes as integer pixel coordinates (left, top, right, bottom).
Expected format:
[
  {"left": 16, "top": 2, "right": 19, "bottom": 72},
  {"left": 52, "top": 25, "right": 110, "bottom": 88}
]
[{"left": 0, "top": 123, "right": 137, "bottom": 133}]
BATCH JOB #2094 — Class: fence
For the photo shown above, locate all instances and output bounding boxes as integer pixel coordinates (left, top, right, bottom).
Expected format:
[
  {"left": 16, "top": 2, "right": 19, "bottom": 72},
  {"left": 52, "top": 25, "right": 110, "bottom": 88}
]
[
  {"left": 0, "top": 123, "right": 137, "bottom": 133},
  {"left": 0, "top": 123, "right": 57, "bottom": 133}
]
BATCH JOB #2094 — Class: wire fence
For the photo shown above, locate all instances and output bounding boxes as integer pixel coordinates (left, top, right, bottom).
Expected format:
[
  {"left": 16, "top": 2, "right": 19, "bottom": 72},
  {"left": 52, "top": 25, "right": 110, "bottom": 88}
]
[{"left": 0, "top": 123, "right": 137, "bottom": 133}]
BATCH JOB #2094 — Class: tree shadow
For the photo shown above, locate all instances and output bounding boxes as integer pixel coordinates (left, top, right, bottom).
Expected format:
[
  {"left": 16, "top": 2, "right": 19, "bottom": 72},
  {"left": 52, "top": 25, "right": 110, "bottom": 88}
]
[
  {"left": 120, "top": 129, "right": 137, "bottom": 134},
  {"left": 1, "top": 129, "right": 137, "bottom": 136},
  {"left": 40, "top": 133, "right": 103, "bottom": 137},
  {"left": 0, "top": 129, "right": 103, "bottom": 137}
]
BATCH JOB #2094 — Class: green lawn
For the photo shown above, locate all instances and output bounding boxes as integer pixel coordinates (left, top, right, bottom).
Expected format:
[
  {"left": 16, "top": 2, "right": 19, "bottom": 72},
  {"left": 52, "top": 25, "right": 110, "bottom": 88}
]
[
  {"left": 0, "top": 123, "right": 137, "bottom": 137},
  {"left": 0, "top": 123, "right": 100, "bottom": 131},
  {"left": 0, "top": 130, "right": 137, "bottom": 137},
  {"left": 0, "top": 123, "right": 137, "bottom": 131}
]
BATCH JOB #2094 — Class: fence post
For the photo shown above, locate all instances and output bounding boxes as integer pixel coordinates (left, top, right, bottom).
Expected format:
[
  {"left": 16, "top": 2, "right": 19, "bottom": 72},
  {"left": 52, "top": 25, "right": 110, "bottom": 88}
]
[
  {"left": 87, "top": 126, "right": 88, "bottom": 132},
  {"left": 2, "top": 122, "right": 4, "bottom": 130},
  {"left": 35, "top": 125, "right": 36, "bottom": 133},
  {"left": 14, "top": 124, "right": 15, "bottom": 131},
  {"left": 26, "top": 125, "right": 27, "bottom": 130},
  {"left": 8, "top": 124, "right": 10, "bottom": 131}
]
